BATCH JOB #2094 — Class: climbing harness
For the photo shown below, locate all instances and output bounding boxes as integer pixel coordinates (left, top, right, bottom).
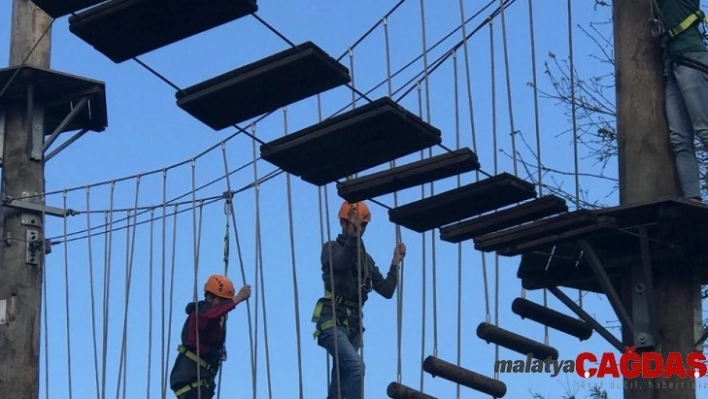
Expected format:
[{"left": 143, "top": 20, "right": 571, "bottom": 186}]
[
  {"left": 174, "top": 378, "right": 211, "bottom": 397},
  {"left": 177, "top": 344, "right": 218, "bottom": 374},
  {"left": 650, "top": 7, "right": 708, "bottom": 75},
  {"left": 311, "top": 290, "right": 359, "bottom": 339}
]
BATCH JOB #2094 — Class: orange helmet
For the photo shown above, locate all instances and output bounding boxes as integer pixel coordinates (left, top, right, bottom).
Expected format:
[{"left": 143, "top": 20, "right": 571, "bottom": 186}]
[
  {"left": 204, "top": 275, "right": 235, "bottom": 299},
  {"left": 338, "top": 201, "right": 371, "bottom": 223}
]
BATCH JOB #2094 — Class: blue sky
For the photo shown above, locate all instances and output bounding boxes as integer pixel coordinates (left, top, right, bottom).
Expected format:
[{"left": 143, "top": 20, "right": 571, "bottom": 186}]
[{"left": 1, "top": 0, "right": 693, "bottom": 398}]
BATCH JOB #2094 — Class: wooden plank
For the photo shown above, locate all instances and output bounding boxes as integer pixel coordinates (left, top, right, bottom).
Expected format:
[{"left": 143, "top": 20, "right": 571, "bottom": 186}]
[
  {"left": 500, "top": 218, "right": 617, "bottom": 256},
  {"left": 337, "top": 148, "right": 479, "bottom": 202},
  {"left": 30, "top": 0, "right": 107, "bottom": 18},
  {"left": 439, "top": 195, "right": 567, "bottom": 243}
]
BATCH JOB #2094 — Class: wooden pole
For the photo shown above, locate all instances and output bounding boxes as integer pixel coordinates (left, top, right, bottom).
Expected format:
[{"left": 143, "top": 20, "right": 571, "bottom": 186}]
[{"left": 0, "top": 0, "right": 52, "bottom": 398}]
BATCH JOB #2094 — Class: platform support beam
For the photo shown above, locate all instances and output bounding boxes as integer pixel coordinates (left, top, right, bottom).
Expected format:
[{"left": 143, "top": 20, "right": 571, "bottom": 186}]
[
  {"left": 0, "top": 1, "right": 52, "bottom": 398},
  {"left": 614, "top": 0, "right": 698, "bottom": 397},
  {"left": 42, "top": 96, "right": 88, "bottom": 152}
]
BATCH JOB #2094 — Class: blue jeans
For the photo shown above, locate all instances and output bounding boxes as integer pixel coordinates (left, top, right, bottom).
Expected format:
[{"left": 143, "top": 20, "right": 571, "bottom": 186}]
[
  {"left": 666, "top": 51, "right": 708, "bottom": 199},
  {"left": 318, "top": 325, "right": 364, "bottom": 399}
]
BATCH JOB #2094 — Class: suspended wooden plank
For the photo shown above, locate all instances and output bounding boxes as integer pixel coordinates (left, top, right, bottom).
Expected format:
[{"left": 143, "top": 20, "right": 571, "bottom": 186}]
[
  {"left": 30, "top": 0, "right": 106, "bottom": 18},
  {"left": 388, "top": 173, "right": 536, "bottom": 233},
  {"left": 0, "top": 65, "right": 108, "bottom": 135},
  {"left": 337, "top": 148, "right": 480, "bottom": 202},
  {"left": 422, "top": 356, "right": 506, "bottom": 397},
  {"left": 477, "top": 322, "right": 559, "bottom": 360},
  {"left": 473, "top": 210, "right": 598, "bottom": 253},
  {"left": 439, "top": 195, "right": 567, "bottom": 243},
  {"left": 387, "top": 382, "right": 437, "bottom": 399},
  {"left": 68, "top": 0, "right": 258, "bottom": 63},
  {"left": 177, "top": 41, "right": 351, "bottom": 130},
  {"left": 512, "top": 298, "right": 593, "bottom": 340},
  {"left": 260, "top": 97, "right": 442, "bottom": 186},
  {"left": 500, "top": 217, "right": 617, "bottom": 256}
]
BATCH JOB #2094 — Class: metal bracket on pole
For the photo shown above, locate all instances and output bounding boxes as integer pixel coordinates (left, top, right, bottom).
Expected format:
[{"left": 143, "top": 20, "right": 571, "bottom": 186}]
[
  {"left": 2, "top": 196, "right": 74, "bottom": 218},
  {"left": 44, "top": 128, "right": 89, "bottom": 163},
  {"left": 42, "top": 96, "right": 88, "bottom": 153},
  {"left": 549, "top": 286, "right": 624, "bottom": 352},
  {"left": 0, "top": 297, "right": 15, "bottom": 325},
  {"left": 578, "top": 239, "right": 636, "bottom": 336},
  {"left": 25, "top": 78, "right": 45, "bottom": 162},
  {"left": 631, "top": 227, "right": 656, "bottom": 350}
]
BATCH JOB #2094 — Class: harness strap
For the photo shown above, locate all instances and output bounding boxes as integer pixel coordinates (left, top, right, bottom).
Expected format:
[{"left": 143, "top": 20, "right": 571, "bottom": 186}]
[
  {"left": 667, "top": 10, "right": 707, "bottom": 39},
  {"left": 177, "top": 345, "right": 216, "bottom": 373},
  {"left": 174, "top": 379, "right": 210, "bottom": 397},
  {"left": 311, "top": 290, "right": 358, "bottom": 339}
]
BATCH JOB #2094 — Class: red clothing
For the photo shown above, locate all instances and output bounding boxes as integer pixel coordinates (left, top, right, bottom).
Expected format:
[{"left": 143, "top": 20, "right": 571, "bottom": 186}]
[{"left": 182, "top": 299, "right": 236, "bottom": 358}]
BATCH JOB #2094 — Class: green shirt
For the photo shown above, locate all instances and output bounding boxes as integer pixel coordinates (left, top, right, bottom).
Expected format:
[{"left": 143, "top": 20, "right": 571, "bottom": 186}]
[{"left": 656, "top": 0, "right": 707, "bottom": 56}]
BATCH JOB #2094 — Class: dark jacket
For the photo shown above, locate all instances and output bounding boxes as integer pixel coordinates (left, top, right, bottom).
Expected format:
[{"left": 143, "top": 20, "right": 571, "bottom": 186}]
[
  {"left": 170, "top": 299, "right": 236, "bottom": 387},
  {"left": 318, "top": 234, "right": 398, "bottom": 332},
  {"left": 656, "top": 0, "right": 707, "bottom": 57}
]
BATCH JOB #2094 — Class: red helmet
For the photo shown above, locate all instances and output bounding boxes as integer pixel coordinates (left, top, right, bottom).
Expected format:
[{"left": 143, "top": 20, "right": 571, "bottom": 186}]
[{"left": 204, "top": 275, "right": 235, "bottom": 299}]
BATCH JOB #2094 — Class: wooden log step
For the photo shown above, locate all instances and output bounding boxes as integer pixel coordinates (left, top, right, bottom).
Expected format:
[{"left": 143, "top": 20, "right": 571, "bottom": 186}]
[
  {"left": 69, "top": 0, "right": 258, "bottom": 63},
  {"left": 30, "top": 0, "right": 106, "bottom": 18},
  {"left": 439, "top": 195, "right": 568, "bottom": 243},
  {"left": 337, "top": 148, "right": 480, "bottom": 203},
  {"left": 388, "top": 173, "right": 537, "bottom": 233},
  {"left": 260, "top": 96, "right": 442, "bottom": 186},
  {"left": 177, "top": 41, "right": 351, "bottom": 130},
  {"left": 422, "top": 356, "right": 506, "bottom": 397},
  {"left": 512, "top": 298, "right": 593, "bottom": 340},
  {"left": 477, "top": 322, "right": 559, "bottom": 360},
  {"left": 387, "top": 382, "right": 437, "bottom": 399}
]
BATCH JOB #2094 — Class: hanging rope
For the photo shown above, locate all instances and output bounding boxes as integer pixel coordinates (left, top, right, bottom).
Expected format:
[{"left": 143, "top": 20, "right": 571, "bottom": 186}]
[
  {"left": 283, "top": 107, "right": 305, "bottom": 399},
  {"left": 188, "top": 159, "right": 204, "bottom": 399},
  {"left": 160, "top": 170, "right": 168, "bottom": 399},
  {"left": 251, "top": 127, "right": 274, "bottom": 399},
  {"left": 84, "top": 187, "right": 101, "bottom": 398},
  {"left": 116, "top": 176, "right": 141, "bottom": 399},
  {"left": 162, "top": 203, "right": 180, "bottom": 398},
  {"left": 498, "top": 0, "right": 518, "bottom": 176},
  {"left": 452, "top": 48, "right": 465, "bottom": 398},
  {"left": 416, "top": 82, "right": 428, "bottom": 393},
  {"left": 383, "top": 14, "right": 405, "bottom": 386},
  {"left": 220, "top": 139, "right": 258, "bottom": 398},
  {"left": 101, "top": 182, "right": 116, "bottom": 399},
  {"left": 61, "top": 190, "right": 74, "bottom": 399},
  {"left": 147, "top": 207, "right": 155, "bottom": 398},
  {"left": 43, "top": 251, "right": 50, "bottom": 399}
]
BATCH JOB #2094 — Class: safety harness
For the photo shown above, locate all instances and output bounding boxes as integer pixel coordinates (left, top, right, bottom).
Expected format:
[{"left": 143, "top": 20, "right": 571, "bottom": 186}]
[
  {"left": 651, "top": 7, "right": 708, "bottom": 75},
  {"left": 173, "top": 345, "right": 220, "bottom": 397},
  {"left": 311, "top": 290, "right": 360, "bottom": 339}
]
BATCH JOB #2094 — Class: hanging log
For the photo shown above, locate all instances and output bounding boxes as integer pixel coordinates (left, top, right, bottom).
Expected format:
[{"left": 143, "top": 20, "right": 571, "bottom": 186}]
[
  {"left": 476, "top": 322, "right": 559, "bottom": 360},
  {"left": 512, "top": 297, "right": 593, "bottom": 341},
  {"left": 387, "top": 382, "right": 437, "bottom": 399},
  {"left": 422, "top": 356, "right": 507, "bottom": 397}
]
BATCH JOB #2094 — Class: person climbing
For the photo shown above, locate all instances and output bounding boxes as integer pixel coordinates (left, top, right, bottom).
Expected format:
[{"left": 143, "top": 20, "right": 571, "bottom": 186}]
[
  {"left": 311, "top": 200, "right": 406, "bottom": 399},
  {"left": 654, "top": 0, "right": 708, "bottom": 201},
  {"left": 169, "top": 274, "right": 251, "bottom": 399}
]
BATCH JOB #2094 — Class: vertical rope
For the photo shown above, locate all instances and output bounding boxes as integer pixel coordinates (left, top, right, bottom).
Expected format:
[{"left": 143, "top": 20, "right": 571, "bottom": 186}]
[
  {"left": 417, "top": 82, "right": 428, "bottom": 392},
  {"left": 489, "top": 20, "right": 501, "bottom": 383},
  {"left": 61, "top": 190, "right": 74, "bottom": 399},
  {"left": 85, "top": 187, "right": 100, "bottom": 398},
  {"left": 453, "top": 49, "right": 464, "bottom": 399},
  {"left": 317, "top": 92, "right": 342, "bottom": 398},
  {"left": 384, "top": 15, "right": 405, "bottom": 385},
  {"left": 101, "top": 182, "right": 115, "bottom": 399},
  {"left": 116, "top": 176, "right": 141, "bottom": 399},
  {"left": 43, "top": 250, "right": 50, "bottom": 399},
  {"left": 498, "top": 0, "right": 518, "bottom": 176},
  {"left": 147, "top": 207, "right": 155, "bottom": 398},
  {"left": 251, "top": 130, "right": 274, "bottom": 399},
  {"left": 189, "top": 160, "right": 202, "bottom": 399},
  {"left": 220, "top": 138, "right": 257, "bottom": 398},
  {"left": 283, "top": 107, "right": 305, "bottom": 399},
  {"left": 163, "top": 204, "right": 179, "bottom": 398},
  {"left": 566, "top": 0, "right": 583, "bottom": 309},
  {"left": 160, "top": 170, "right": 168, "bottom": 399}
]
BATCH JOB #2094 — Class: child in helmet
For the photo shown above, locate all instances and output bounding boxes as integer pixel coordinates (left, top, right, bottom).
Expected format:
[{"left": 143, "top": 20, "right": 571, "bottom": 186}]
[
  {"left": 170, "top": 275, "right": 251, "bottom": 399},
  {"left": 312, "top": 201, "right": 406, "bottom": 399}
]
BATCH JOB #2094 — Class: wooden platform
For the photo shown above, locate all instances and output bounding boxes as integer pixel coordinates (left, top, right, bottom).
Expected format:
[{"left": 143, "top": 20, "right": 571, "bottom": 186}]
[
  {"left": 30, "top": 0, "right": 106, "bottom": 18},
  {"left": 440, "top": 195, "right": 568, "bottom": 243},
  {"left": 177, "top": 41, "right": 350, "bottom": 130},
  {"left": 513, "top": 198, "right": 708, "bottom": 292},
  {"left": 388, "top": 173, "right": 537, "bottom": 233},
  {"left": 0, "top": 65, "right": 107, "bottom": 135},
  {"left": 69, "top": 0, "right": 258, "bottom": 63},
  {"left": 260, "top": 97, "right": 442, "bottom": 186},
  {"left": 337, "top": 148, "right": 480, "bottom": 202}
]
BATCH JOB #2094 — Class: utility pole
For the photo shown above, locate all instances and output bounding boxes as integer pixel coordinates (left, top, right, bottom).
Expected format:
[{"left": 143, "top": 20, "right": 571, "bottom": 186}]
[
  {"left": 613, "top": 1, "right": 699, "bottom": 398},
  {"left": 0, "top": 0, "right": 52, "bottom": 397}
]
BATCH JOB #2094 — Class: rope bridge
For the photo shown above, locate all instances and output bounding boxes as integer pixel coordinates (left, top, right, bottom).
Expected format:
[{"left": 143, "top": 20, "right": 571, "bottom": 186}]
[{"left": 0, "top": 0, "right": 627, "bottom": 398}]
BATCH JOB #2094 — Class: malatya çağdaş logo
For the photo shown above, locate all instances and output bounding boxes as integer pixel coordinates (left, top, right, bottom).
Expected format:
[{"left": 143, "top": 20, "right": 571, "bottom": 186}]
[{"left": 494, "top": 347, "right": 708, "bottom": 379}]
